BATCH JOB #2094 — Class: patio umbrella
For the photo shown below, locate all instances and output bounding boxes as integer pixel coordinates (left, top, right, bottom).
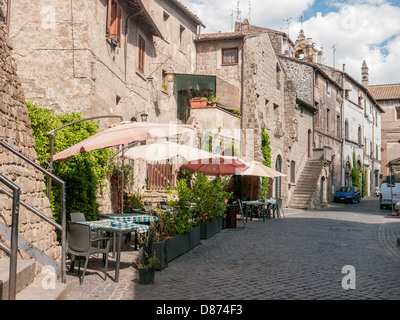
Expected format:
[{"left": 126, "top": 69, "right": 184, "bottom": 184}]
[
  {"left": 240, "top": 161, "right": 286, "bottom": 200},
  {"left": 181, "top": 155, "right": 248, "bottom": 176},
  {"left": 52, "top": 121, "right": 197, "bottom": 161},
  {"left": 52, "top": 121, "right": 197, "bottom": 213},
  {"left": 122, "top": 141, "right": 213, "bottom": 163}
]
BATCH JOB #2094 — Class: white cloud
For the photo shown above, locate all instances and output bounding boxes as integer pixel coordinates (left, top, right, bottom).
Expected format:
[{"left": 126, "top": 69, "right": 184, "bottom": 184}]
[
  {"left": 185, "top": 0, "right": 400, "bottom": 84},
  {"left": 291, "top": 2, "right": 400, "bottom": 84}
]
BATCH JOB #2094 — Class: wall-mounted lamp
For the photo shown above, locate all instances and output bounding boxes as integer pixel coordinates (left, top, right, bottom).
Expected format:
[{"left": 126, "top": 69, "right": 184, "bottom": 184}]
[
  {"left": 165, "top": 67, "right": 175, "bottom": 82},
  {"left": 140, "top": 113, "right": 149, "bottom": 122}
]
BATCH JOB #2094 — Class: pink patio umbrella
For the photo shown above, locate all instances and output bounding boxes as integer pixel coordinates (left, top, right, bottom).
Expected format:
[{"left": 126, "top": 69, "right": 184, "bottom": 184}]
[
  {"left": 180, "top": 155, "right": 248, "bottom": 176},
  {"left": 52, "top": 121, "right": 197, "bottom": 161}
]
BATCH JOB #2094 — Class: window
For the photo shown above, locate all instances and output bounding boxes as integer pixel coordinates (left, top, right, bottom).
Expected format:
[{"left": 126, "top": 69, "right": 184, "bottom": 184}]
[
  {"left": 222, "top": 48, "right": 238, "bottom": 65},
  {"left": 138, "top": 35, "right": 145, "bottom": 73},
  {"left": 107, "top": 0, "right": 122, "bottom": 47},
  {"left": 326, "top": 108, "right": 330, "bottom": 132},
  {"left": 358, "top": 126, "right": 362, "bottom": 146},
  {"left": 290, "top": 161, "right": 296, "bottom": 184},
  {"left": 345, "top": 120, "right": 349, "bottom": 140},
  {"left": 326, "top": 80, "right": 330, "bottom": 94},
  {"left": 337, "top": 115, "right": 340, "bottom": 137},
  {"left": 276, "top": 63, "right": 281, "bottom": 90},
  {"left": 163, "top": 12, "right": 170, "bottom": 42},
  {"left": 396, "top": 107, "right": 400, "bottom": 120},
  {"left": 179, "top": 25, "right": 185, "bottom": 52}
]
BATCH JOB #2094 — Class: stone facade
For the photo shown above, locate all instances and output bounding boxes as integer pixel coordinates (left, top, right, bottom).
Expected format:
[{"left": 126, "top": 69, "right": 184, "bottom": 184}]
[
  {"left": 0, "top": 19, "right": 60, "bottom": 269},
  {"left": 369, "top": 83, "right": 400, "bottom": 181},
  {"left": 8, "top": 0, "right": 201, "bottom": 125}
]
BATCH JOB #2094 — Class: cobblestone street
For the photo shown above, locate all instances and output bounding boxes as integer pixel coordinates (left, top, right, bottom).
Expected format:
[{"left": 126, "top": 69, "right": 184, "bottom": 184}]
[{"left": 66, "top": 196, "right": 400, "bottom": 300}]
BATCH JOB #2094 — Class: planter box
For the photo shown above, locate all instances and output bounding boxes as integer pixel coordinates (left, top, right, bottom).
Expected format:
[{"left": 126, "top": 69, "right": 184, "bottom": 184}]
[
  {"left": 138, "top": 267, "right": 155, "bottom": 285},
  {"left": 215, "top": 216, "right": 223, "bottom": 232},
  {"left": 200, "top": 219, "right": 218, "bottom": 239},
  {"left": 190, "top": 99, "right": 207, "bottom": 108},
  {"left": 188, "top": 225, "right": 201, "bottom": 249},
  {"left": 166, "top": 233, "right": 190, "bottom": 262},
  {"left": 154, "top": 241, "right": 168, "bottom": 271}
]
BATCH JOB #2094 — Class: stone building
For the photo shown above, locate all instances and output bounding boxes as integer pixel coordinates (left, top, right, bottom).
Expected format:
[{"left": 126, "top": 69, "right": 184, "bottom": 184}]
[
  {"left": 6, "top": 0, "right": 208, "bottom": 208},
  {"left": 280, "top": 45, "right": 343, "bottom": 207},
  {"left": 194, "top": 20, "right": 312, "bottom": 206},
  {"left": 0, "top": 5, "right": 60, "bottom": 277},
  {"left": 369, "top": 82, "right": 400, "bottom": 181},
  {"left": 320, "top": 61, "right": 384, "bottom": 196},
  {"left": 7, "top": 0, "right": 204, "bottom": 124}
]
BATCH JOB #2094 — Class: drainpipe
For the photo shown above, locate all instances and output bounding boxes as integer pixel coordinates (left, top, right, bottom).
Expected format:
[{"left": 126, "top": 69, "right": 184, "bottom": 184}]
[
  {"left": 341, "top": 65, "right": 346, "bottom": 186},
  {"left": 240, "top": 38, "right": 245, "bottom": 156}
]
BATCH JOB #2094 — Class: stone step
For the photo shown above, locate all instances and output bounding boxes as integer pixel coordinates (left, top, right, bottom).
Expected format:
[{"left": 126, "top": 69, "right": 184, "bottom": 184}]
[
  {"left": 0, "top": 258, "right": 67, "bottom": 300},
  {"left": 16, "top": 277, "right": 67, "bottom": 300},
  {"left": 0, "top": 258, "right": 35, "bottom": 300}
]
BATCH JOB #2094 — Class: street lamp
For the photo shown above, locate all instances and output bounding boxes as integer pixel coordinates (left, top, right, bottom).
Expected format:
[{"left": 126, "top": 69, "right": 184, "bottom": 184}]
[{"left": 165, "top": 67, "right": 175, "bottom": 82}]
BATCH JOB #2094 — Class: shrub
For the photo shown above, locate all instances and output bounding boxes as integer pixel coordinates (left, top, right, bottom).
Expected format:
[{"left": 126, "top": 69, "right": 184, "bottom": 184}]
[{"left": 27, "top": 100, "right": 113, "bottom": 225}]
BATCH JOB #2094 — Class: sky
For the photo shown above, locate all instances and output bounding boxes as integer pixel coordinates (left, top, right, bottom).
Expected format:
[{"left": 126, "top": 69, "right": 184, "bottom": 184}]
[{"left": 185, "top": 0, "right": 400, "bottom": 85}]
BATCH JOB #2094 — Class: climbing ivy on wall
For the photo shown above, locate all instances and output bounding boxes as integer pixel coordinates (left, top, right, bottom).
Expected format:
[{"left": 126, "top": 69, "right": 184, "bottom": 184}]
[
  {"left": 26, "top": 100, "right": 113, "bottom": 224},
  {"left": 350, "top": 150, "right": 360, "bottom": 189},
  {"left": 361, "top": 164, "right": 367, "bottom": 198},
  {"left": 261, "top": 128, "right": 272, "bottom": 198}
]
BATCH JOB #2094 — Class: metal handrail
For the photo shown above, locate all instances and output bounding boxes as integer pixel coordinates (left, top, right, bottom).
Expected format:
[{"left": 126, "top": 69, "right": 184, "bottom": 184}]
[
  {"left": 0, "top": 174, "right": 20, "bottom": 300},
  {"left": 0, "top": 139, "right": 67, "bottom": 287}
]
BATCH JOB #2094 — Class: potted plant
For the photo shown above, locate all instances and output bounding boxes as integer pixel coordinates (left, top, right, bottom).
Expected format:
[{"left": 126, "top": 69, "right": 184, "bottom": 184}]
[
  {"left": 208, "top": 95, "right": 220, "bottom": 107},
  {"left": 190, "top": 97, "right": 208, "bottom": 108},
  {"left": 136, "top": 231, "right": 159, "bottom": 285},
  {"left": 191, "top": 174, "right": 232, "bottom": 239},
  {"left": 162, "top": 82, "right": 168, "bottom": 93}
]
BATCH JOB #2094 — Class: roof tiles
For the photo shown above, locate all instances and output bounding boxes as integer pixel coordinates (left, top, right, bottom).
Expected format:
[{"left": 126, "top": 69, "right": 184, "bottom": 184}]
[{"left": 369, "top": 84, "right": 400, "bottom": 101}]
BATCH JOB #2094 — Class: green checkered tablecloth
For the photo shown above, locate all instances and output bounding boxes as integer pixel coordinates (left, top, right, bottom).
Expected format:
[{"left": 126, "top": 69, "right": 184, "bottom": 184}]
[
  {"left": 97, "top": 213, "right": 158, "bottom": 223},
  {"left": 80, "top": 219, "right": 150, "bottom": 234}
]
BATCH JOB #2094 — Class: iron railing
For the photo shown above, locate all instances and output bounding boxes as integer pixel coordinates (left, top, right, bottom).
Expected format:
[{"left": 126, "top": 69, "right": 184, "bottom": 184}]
[{"left": 0, "top": 139, "right": 66, "bottom": 299}]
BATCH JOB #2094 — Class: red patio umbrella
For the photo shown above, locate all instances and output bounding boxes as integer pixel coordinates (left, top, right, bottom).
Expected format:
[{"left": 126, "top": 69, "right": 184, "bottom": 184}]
[{"left": 181, "top": 155, "right": 248, "bottom": 176}]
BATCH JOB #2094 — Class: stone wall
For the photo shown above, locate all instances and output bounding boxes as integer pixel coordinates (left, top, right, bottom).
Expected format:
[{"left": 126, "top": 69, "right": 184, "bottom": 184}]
[{"left": 0, "top": 21, "right": 60, "bottom": 268}]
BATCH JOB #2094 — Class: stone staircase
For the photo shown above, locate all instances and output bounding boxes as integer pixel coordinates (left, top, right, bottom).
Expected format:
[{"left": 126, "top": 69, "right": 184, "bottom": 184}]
[
  {"left": 0, "top": 258, "right": 67, "bottom": 300},
  {"left": 289, "top": 159, "right": 325, "bottom": 209}
]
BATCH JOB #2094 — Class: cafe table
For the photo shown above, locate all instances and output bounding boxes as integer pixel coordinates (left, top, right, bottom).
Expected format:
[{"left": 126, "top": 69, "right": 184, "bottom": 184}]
[
  {"left": 79, "top": 219, "right": 152, "bottom": 283},
  {"left": 242, "top": 199, "right": 275, "bottom": 221}
]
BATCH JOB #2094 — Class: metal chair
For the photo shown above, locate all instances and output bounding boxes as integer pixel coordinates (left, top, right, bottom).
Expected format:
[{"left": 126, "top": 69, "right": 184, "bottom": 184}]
[
  {"left": 236, "top": 199, "right": 246, "bottom": 228},
  {"left": 67, "top": 221, "right": 111, "bottom": 284},
  {"left": 70, "top": 212, "right": 86, "bottom": 222}
]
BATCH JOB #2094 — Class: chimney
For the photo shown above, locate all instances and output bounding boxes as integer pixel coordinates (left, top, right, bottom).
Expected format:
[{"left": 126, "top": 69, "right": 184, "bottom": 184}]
[
  {"left": 361, "top": 60, "right": 369, "bottom": 87},
  {"left": 343, "top": 64, "right": 346, "bottom": 72}
]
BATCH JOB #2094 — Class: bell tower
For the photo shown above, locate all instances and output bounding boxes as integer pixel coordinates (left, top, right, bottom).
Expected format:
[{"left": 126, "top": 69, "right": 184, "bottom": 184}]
[{"left": 361, "top": 60, "right": 369, "bottom": 87}]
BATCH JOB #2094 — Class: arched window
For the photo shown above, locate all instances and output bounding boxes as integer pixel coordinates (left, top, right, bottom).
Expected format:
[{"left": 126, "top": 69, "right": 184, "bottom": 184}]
[
  {"left": 345, "top": 120, "right": 349, "bottom": 140},
  {"left": 358, "top": 126, "right": 362, "bottom": 145}
]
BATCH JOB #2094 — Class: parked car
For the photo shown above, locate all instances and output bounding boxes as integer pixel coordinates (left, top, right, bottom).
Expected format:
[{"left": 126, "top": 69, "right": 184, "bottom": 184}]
[
  {"left": 334, "top": 186, "right": 361, "bottom": 204},
  {"left": 379, "top": 182, "right": 400, "bottom": 209}
]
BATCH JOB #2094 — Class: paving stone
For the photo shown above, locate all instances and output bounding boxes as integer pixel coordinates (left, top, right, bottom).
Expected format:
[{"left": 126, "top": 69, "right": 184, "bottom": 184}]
[{"left": 66, "top": 196, "right": 400, "bottom": 300}]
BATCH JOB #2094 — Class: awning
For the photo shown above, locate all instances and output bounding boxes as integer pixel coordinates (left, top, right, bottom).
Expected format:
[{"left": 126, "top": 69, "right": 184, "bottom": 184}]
[{"left": 173, "top": 74, "right": 216, "bottom": 93}]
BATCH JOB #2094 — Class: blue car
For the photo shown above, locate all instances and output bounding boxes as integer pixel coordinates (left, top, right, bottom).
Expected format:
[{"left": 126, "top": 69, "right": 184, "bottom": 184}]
[{"left": 334, "top": 186, "right": 361, "bottom": 204}]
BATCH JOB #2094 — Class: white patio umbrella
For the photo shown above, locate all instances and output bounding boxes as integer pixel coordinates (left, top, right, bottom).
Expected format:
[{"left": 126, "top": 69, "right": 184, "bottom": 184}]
[
  {"left": 52, "top": 121, "right": 197, "bottom": 213},
  {"left": 121, "top": 141, "right": 213, "bottom": 163},
  {"left": 240, "top": 160, "right": 286, "bottom": 199}
]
